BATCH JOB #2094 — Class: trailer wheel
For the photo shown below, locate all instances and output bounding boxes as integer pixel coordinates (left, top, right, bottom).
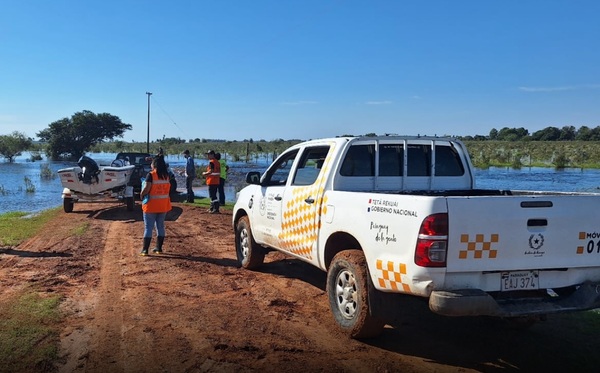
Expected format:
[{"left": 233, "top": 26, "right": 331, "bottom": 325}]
[
  {"left": 327, "top": 250, "right": 385, "bottom": 338},
  {"left": 126, "top": 196, "right": 134, "bottom": 211},
  {"left": 63, "top": 198, "right": 74, "bottom": 213},
  {"left": 235, "top": 216, "right": 265, "bottom": 269}
]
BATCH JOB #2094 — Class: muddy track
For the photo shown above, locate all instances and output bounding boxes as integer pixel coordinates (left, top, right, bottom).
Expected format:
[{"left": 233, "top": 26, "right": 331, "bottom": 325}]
[{"left": 1, "top": 202, "right": 599, "bottom": 372}]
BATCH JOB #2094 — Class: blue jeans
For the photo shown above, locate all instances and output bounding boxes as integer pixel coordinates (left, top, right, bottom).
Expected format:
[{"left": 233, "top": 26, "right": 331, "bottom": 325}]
[{"left": 143, "top": 212, "right": 167, "bottom": 238}]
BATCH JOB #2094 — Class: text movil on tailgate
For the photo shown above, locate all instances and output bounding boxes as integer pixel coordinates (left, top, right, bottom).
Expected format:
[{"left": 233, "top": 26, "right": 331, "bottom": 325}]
[{"left": 578, "top": 231, "right": 600, "bottom": 254}]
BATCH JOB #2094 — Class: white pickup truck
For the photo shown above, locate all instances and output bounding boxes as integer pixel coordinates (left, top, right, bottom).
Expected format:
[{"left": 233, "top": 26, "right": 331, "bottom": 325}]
[{"left": 232, "top": 136, "right": 600, "bottom": 338}]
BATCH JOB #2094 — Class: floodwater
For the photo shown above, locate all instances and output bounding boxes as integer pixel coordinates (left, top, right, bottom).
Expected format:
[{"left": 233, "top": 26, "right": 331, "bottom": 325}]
[
  {"left": 1, "top": 153, "right": 600, "bottom": 215},
  {"left": 474, "top": 166, "right": 600, "bottom": 193},
  {"left": 0, "top": 152, "right": 266, "bottom": 214}
]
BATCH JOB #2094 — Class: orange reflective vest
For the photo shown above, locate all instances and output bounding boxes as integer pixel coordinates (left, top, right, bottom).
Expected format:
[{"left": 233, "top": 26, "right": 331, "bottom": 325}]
[
  {"left": 206, "top": 159, "right": 221, "bottom": 186},
  {"left": 142, "top": 170, "right": 172, "bottom": 213}
]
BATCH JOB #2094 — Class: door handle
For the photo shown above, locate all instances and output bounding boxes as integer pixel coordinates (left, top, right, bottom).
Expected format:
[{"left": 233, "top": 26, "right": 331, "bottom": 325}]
[
  {"left": 527, "top": 219, "right": 547, "bottom": 227},
  {"left": 305, "top": 197, "right": 315, "bottom": 204},
  {"left": 274, "top": 195, "right": 282, "bottom": 201}
]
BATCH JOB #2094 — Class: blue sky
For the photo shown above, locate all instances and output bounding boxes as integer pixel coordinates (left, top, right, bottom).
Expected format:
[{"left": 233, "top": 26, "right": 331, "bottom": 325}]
[{"left": 2, "top": 0, "right": 600, "bottom": 142}]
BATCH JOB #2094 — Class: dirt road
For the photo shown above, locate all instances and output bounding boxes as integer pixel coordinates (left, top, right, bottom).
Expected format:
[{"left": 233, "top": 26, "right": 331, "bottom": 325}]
[{"left": 1, "top": 201, "right": 599, "bottom": 372}]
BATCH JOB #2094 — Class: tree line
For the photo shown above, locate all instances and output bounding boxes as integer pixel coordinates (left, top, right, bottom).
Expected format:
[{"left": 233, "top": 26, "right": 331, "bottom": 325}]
[
  {"left": 460, "top": 125, "right": 600, "bottom": 142},
  {"left": 1, "top": 110, "right": 600, "bottom": 165}
]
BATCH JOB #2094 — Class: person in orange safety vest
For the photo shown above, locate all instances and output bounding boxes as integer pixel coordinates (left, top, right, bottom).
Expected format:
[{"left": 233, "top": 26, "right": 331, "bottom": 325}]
[
  {"left": 202, "top": 150, "right": 221, "bottom": 213},
  {"left": 139, "top": 154, "right": 172, "bottom": 256}
]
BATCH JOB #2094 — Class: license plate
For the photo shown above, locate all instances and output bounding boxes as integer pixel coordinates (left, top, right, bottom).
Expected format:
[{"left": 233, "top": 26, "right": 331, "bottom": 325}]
[{"left": 501, "top": 270, "right": 539, "bottom": 291}]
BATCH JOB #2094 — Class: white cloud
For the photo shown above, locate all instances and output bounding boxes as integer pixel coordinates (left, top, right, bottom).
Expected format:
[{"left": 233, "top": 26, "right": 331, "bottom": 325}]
[{"left": 518, "top": 84, "right": 600, "bottom": 92}]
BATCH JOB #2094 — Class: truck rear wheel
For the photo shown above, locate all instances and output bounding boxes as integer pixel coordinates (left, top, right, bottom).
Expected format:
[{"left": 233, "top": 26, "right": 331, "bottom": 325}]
[
  {"left": 235, "top": 216, "right": 265, "bottom": 269},
  {"left": 327, "top": 250, "right": 385, "bottom": 339},
  {"left": 63, "top": 198, "right": 74, "bottom": 213}
]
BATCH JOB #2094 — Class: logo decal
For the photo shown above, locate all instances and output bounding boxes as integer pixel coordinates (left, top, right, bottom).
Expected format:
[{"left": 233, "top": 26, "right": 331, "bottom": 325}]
[{"left": 528, "top": 234, "right": 544, "bottom": 250}]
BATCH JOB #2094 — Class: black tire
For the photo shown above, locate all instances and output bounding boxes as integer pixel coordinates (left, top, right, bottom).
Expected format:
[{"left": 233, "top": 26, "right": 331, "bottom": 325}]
[
  {"left": 63, "top": 198, "right": 74, "bottom": 213},
  {"left": 327, "top": 250, "right": 385, "bottom": 339},
  {"left": 235, "top": 216, "right": 265, "bottom": 269},
  {"left": 126, "top": 197, "right": 134, "bottom": 211}
]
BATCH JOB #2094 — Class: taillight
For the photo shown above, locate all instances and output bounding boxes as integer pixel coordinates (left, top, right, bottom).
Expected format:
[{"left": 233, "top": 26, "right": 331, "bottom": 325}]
[{"left": 415, "top": 213, "right": 448, "bottom": 267}]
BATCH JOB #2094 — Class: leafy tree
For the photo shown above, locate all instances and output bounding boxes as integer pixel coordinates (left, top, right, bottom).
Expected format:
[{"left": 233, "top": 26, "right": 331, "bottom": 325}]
[
  {"left": 576, "top": 126, "right": 600, "bottom": 141},
  {"left": 0, "top": 131, "right": 33, "bottom": 162},
  {"left": 559, "top": 126, "right": 576, "bottom": 141},
  {"left": 589, "top": 127, "right": 600, "bottom": 141},
  {"left": 496, "top": 127, "right": 529, "bottom": 141},
  {"left": 37, "top": 110, "right": 132, "bottom": 160},
  {"left": 531, "top": 126, "right": 561, "bottom": 141},
  {"left": 488, "top": 128, "right": 498, "bottom": 140},
  {"left": 576, "top": 126, "right": 592, "bottom": 140}
]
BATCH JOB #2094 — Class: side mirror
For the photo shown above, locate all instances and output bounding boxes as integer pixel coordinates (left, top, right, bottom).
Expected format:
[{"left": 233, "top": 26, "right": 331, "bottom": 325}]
[{"left": 246, "top": 171, "right": 261, "bottom": 185}]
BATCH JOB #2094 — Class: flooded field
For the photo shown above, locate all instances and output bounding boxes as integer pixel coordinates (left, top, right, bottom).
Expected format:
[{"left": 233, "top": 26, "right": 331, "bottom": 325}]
[{"left": 1, "top": 153, "right": 600, "bottom": 214}]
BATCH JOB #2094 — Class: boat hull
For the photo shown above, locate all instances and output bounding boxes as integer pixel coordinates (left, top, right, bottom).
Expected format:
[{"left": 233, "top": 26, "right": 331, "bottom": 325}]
[{"left": 58, "top": 165, "right": 136, "bottom": 195}]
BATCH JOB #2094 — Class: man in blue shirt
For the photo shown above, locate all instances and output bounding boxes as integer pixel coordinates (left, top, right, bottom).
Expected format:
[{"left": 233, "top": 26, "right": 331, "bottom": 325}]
[{"left": 182, "top": 150, "right": 196, "bottom": 203}]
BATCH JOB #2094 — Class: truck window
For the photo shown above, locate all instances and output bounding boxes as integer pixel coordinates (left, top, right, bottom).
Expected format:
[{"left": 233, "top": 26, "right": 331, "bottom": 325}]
[
  {"left": 379, "top": 144, "right": 403, "bottom": 176},
  {"left": 407, "top": 145, "right": 431, "bottom": 176},
  {"left": 263, "top": 150, "right": 299, "bottom": 186},
  {"left": 435, "top": 145, "right": 465, "bottom": 176},
  {"left": 340, "top": 145, "right": 375, "bottom": 177},
  {"left": 292, "top": 146, "right": 331, "bottom": 186}
]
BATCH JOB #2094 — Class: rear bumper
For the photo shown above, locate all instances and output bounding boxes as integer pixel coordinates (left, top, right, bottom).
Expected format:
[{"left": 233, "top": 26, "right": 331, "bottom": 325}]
[{"left": 429, "top": 282, "right": 600, "bottom": 317}]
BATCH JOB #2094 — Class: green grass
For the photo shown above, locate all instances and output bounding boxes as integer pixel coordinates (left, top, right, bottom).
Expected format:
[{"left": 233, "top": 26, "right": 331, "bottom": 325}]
[
  {"left": 0, "top": 208, "right": 61, "bottom": 247},
  {"left": 0, "top": 289, "right": 62, "bottom": 372},
  {"left": 186, "top": 197, "right": 233, "bottom": 210},
  {"left": 71, "top": 222, "right": 90, "bottom": 237}
]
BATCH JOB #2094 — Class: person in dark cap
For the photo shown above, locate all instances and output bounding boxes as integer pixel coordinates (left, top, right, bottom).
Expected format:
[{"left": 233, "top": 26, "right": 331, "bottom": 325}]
[
  {"left": 182, "top": 149, "right": 196, "bottom": 203},
  {"left": 202, "top": 150, "right": 221, "bottom": 213}
]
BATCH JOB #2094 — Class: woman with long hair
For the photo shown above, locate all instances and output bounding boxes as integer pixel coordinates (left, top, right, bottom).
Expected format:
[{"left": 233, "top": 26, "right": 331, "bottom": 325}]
[{"left": 139, "top": 154, "right": 172, "bottom": 255}]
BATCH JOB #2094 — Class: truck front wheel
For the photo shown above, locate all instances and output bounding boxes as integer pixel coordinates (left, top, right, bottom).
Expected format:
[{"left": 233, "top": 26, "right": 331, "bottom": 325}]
[
  {"left": 327, "top": 250, "right": 385, "bottom": 339},
  {"left": 235, "top": 216, "right": 265, "bottom": 270}
]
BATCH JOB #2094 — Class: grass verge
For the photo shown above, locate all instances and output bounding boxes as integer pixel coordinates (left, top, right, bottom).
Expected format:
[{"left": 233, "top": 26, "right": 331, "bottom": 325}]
[
  {"left": 0, "top": 288, "right": 62, "bottom": 371},
  {"left": 0, "top": 209, "right": 65, "bottom": 371},
  {"left": 0, "top": 208, "right": 61, "bottom": 247},
  {"left": 187, "top": 197, "right": 233, "bottom": 210}
]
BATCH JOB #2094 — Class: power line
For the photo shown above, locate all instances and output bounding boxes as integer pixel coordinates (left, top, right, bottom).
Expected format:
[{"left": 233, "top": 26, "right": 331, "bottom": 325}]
[{"left": 150, "top": 95, "right": 187, "bottom": 137}]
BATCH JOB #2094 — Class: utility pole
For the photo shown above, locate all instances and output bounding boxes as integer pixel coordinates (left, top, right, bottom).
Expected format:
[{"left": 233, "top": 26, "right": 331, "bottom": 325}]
[{"left": 146, "top": 92, "right": 152, "bottom": 153}]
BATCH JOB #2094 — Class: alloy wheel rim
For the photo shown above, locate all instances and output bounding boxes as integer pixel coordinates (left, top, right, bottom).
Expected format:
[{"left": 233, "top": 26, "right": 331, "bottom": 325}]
[{"left": 335, "top": 269, "right": 358, "bottom": 319}]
